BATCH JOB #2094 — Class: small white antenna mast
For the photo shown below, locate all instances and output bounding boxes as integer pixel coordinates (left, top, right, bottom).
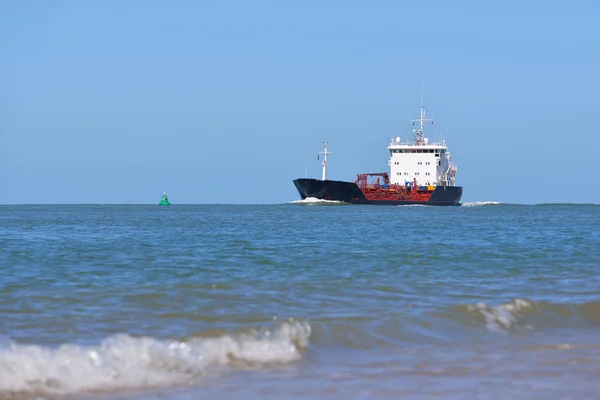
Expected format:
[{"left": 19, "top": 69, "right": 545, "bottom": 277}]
[
  {"left": 411, "top": 81, "right": 432, "bottom": 145},
  {"left": 319, "top": 141, "right": 331, "bottom": 180}
]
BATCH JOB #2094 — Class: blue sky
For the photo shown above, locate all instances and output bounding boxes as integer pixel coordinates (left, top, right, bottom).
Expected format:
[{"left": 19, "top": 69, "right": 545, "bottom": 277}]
[{"left": 1, "top": 0, "right": 599, "bottom": 204}]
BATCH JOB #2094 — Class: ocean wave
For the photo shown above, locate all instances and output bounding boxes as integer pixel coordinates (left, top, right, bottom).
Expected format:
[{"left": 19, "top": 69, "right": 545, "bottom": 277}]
[
  {"left": 0, "top": 320, "right": 310, "bottom": 396},
  {"left": 455, "top": 299, "right": 600, "bottom": 333},
  {"left": 289, "top": 197, "right": 348, "bottom": 205},
  {"left": 461, "top": 201, "right": 502, "bottom": 207},
  {"left": 308, "top": 300, "right": 600, "bottom": 348},
  {"left": 461, "top": 299, "right": 535, "bottom": 332}
]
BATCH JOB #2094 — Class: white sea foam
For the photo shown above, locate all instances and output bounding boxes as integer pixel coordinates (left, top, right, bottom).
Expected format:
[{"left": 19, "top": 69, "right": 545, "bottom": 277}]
[
  {"left": 0, "top": 321, "right": 311, "bottom": 395},
  {"left": 467, "top": 299, "right": 534, "bottom": 332},
  {"left": 461, "top": 201, "right": 502, "bottom": 207},
  {"left": 289, "top": 197, "right": 346, "bottom": 205}
]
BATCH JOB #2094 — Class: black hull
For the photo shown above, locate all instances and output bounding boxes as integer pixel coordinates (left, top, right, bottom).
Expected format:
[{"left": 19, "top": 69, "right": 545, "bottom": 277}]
[{"left": 293, "top": 178, "right": 463, "bottom": 206}]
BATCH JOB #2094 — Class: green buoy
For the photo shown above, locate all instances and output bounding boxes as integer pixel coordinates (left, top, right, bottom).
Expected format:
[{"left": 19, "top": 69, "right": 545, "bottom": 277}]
[{"left": 159, "top": 192, "right": 170, "bottom": 206}]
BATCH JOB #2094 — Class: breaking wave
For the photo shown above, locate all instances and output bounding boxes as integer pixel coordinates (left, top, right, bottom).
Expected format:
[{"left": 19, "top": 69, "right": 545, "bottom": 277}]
[
  {"left": 289, "top": 197, "right": 348, "bottom": 205},
  {"left": 0, "top": 321, "right": 310, "bottom": 396},
  {"left": 461, "top": 299, "right": 536, "bottom": 333},
  {"left": 308, "top": 299, "right": 600, "bottom": 349},
  {"left": 461, "top": 201, "right": 502, "bottom": 207},
  {"left": 453, "top": 299, "right": 600, "bottom": 333},
  {"left": 3, "top": 300, "right": 600, "bottom": 396}
]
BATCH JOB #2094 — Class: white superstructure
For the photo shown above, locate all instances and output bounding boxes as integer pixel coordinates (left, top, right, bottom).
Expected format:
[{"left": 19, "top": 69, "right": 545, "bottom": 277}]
[{"left": 387, "top": 104, "right": 458, "bottom": 187}]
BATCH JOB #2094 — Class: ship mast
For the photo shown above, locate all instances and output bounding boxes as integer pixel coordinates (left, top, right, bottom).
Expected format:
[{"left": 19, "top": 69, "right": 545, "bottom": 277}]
[
  {"left": 410, "top": 86, "right": 432, "bottom": 145},
  {"left": 319, "top": 141, "right": 331, "bottom": 180}
]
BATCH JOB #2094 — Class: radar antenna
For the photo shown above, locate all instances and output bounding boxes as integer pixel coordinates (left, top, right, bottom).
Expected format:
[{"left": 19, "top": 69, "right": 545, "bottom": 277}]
[{"left": 410, "top": 83, "right": 433, "bottom": 145}]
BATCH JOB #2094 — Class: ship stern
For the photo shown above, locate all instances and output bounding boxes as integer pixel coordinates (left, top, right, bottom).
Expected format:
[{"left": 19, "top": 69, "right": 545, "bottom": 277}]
[{"left": 427, "top": 185, "right": 463, "bottom": 206}]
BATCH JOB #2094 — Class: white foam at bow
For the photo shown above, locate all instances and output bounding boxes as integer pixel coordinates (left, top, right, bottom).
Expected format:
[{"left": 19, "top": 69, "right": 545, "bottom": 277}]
[
  {"left": 289, "top": 197, "right": 346, "bottom": 205},
  {"left": 462, "top": 201, "right": 502, "bottom": 207}
]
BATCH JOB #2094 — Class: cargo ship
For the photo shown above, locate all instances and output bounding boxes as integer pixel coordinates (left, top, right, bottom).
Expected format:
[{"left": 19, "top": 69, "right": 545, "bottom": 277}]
[{"left": 293, "top": 103, "right": 462, "bottom": 206}]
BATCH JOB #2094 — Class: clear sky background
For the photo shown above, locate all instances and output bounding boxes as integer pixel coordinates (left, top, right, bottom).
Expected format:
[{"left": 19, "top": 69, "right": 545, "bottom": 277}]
[{"left": 1, "top": 0, "right": 599, "bottom": 204}]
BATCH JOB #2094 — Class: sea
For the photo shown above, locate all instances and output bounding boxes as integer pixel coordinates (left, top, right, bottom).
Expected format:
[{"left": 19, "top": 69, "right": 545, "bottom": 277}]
[{"left": 1, "top": 201, "right": 599, "bottom": 399}]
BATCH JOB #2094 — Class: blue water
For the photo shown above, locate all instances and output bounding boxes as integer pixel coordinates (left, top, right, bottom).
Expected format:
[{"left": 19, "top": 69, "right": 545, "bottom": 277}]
[{"left": 1, "top": 202, "right": 600, "bottom": 399}]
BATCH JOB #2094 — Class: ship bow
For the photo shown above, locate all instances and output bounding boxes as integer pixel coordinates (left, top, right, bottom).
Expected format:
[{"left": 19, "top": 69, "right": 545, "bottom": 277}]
[{"left": 293, "top": 178, "right": 367, "bottom": 203}]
